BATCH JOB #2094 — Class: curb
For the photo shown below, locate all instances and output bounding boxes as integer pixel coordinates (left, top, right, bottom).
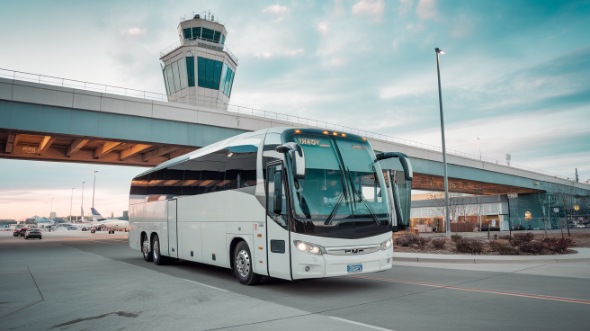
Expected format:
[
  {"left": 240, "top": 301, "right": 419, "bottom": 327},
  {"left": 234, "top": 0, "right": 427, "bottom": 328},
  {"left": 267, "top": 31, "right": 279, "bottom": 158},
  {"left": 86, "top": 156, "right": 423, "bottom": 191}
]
[
  {"left": 393, "top": 249, "right": 590, "bottom": 264},
  {"left": 393, "top": 256, "right": 590, "bottom": 264}
]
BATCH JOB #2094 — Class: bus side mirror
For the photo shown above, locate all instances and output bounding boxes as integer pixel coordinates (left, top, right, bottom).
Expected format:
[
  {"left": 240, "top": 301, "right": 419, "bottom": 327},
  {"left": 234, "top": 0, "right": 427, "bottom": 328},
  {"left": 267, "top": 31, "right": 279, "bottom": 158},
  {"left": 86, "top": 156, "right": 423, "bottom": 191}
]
[
  {"left": 273, "top": 169, "right": 283, "bottom": 214},
  {"left": 276, "top": 143, "right": 306, "bottom": 179}
]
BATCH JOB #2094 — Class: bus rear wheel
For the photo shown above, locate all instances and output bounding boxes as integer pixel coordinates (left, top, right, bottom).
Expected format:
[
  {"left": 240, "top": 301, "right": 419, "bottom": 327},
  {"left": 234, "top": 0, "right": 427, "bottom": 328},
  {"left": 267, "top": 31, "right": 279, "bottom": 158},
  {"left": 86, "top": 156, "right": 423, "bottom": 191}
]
[
  {"left": 142, "top": 235, "right": 153, "bottom": 262},
  {"left": 233, "top": 241, "right": 261, "bottom": 286},
  {"left": 152, "top": 235, "right": 167, "bottom": 265}
]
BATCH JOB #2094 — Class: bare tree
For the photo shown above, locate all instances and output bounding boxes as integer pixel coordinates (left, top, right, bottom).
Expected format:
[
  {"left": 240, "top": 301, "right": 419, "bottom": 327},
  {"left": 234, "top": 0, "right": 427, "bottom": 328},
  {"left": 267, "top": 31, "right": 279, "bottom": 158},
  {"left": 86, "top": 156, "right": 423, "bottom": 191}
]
[{"left": 534, "top": 192, "right": 551, "bottom": 238}]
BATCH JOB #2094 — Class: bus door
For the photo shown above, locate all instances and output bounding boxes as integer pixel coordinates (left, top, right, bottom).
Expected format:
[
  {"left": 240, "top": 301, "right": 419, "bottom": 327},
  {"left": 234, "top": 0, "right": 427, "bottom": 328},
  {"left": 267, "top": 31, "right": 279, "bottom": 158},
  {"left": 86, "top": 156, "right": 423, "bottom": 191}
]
[
  {"left": 167, "top": 199, "right": 178, "bottom": 259},
  {"left": 375, "top": 153, "right": 413, "bottom": 231},
  {"left": 265, "top": 161, "right": 292, "bottom": 280}
]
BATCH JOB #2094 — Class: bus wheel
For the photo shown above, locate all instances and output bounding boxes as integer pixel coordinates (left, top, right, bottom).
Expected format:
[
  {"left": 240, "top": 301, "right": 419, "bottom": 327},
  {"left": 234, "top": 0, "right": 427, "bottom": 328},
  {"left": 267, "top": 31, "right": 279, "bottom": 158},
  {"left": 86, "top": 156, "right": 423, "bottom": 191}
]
[
  {"left": 152, "top": 235, "right": 167, "bottom": 265},
  {"left": 233, "top": 241, "right": 261, "bottom": 285},
  {"left": 142, "top": 235, "right": 153, "bottom": 262}
]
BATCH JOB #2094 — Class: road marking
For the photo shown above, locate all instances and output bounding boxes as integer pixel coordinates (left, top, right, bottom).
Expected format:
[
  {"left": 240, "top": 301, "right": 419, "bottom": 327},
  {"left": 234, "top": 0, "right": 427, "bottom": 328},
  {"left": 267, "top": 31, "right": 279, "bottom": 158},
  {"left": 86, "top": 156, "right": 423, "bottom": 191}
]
[
  {"left": 352, "top": 275, "right": 590, "bottom": 305},
  {"left": 329, "top": 316, "right": 395, "bottom": 331},
  {"left": 183, "top": 279, "right": 228, "bottom": 292}
]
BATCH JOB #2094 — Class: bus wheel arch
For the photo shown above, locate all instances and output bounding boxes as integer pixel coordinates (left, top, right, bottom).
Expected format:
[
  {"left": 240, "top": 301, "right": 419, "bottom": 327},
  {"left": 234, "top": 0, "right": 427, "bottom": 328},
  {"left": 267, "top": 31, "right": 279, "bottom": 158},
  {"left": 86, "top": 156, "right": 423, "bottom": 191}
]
[
  {"left": 141, "top": 232, "right": 153, "bottom": 262},
  {"left": 232, "top": 239, "right": 261, "bottom": 286}
]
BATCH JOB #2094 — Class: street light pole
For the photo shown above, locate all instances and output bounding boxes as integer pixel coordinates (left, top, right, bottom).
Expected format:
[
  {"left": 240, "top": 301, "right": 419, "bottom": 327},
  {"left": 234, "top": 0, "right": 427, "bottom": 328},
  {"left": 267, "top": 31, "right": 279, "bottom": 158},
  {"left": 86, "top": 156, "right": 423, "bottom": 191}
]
[
  {"left": 92, "top": 171, "right": 98, "bottom": 209},
  {"left": 70, "top": 188, "right": 75, "bottom": 222},
  {"left": 81, "top": 181, "right": 86, "bottom": 222},
  {"left": 435, "top": 47, "right": 451, "bottom": 237}
]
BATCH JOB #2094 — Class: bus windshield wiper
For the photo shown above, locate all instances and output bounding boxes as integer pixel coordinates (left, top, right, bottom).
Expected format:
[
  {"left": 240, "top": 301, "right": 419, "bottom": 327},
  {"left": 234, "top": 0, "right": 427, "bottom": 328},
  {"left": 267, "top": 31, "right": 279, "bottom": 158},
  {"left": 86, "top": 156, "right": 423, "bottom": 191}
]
[
  {"left": 355, "top": 191, "right": 380, "bottom": 224},
  {"left": 324, "top": 194, "right": 344, "bottom": 225}
]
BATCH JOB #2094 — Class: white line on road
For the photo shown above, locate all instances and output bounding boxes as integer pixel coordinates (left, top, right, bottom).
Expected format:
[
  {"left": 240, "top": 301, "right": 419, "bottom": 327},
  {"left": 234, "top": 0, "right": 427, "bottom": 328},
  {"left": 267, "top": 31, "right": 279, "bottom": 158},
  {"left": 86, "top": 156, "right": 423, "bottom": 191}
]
[
  {"left": 329, "top": 316, "right": 395, "bottom": 331},
  {"left": 183, "top": 278, "right": 228, "bottom": 292}
]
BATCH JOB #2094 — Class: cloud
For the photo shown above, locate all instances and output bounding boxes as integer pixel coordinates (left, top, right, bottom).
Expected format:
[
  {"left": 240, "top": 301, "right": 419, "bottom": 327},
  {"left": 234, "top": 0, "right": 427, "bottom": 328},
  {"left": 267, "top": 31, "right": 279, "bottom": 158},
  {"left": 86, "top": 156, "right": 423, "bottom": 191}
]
[
  {"left": 416, "top": 0, "right": 437, "bottom": 20},
  {"left": 317, "top": 22, "right": 329, "bottom": 37},
  {"left": 262, "top": 4, "right": 290, "bottom": 23},
  {"left": 121, "top": 27, "right": 146, "bottom": 37},
  {"left": 263, "top": 4, "right": 289, "bottom": 15},
  {"left": 352, "top": 0, "right": 385, "bottom": 21}
]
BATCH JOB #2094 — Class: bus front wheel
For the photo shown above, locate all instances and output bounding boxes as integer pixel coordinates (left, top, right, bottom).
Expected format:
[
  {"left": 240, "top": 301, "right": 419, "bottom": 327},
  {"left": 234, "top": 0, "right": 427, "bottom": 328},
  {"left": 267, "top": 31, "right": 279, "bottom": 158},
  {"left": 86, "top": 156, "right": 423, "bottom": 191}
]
[
  {"left": 233, "top": 241, "right": 261, "bottom": 286},
  {"left": 142, "top": 235, "right": 153, "bottom": 262}
]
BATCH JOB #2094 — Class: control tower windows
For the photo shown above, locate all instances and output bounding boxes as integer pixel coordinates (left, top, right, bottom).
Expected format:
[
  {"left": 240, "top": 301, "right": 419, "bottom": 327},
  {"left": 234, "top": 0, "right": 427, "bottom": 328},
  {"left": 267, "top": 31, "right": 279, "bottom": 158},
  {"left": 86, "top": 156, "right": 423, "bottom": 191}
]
[
  {"left": 198, "top": 57, "right": 223, "bottom": 90},
  {"left": 183, "top": 27, "right": 224, "bottom": 44},
  {"left": 220, "top": 65, "right": 235, "bottom": 97},
  {"left": 192, "top": 27, "right": 201, "bottom": 39},
  {"left": 186, "top": 56, "right": 195, "bottom": 87},
  {"left": 163, "top": 56, "right": 233, "bottom": 94}
]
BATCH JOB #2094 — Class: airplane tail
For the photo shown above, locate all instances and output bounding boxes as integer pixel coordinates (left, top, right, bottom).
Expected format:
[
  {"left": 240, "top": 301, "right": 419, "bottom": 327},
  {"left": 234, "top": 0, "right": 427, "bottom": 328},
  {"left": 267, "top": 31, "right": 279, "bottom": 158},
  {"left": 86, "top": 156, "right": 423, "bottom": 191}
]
[{"left": 91, "top": 208, "right": 106, "bottom": 222}]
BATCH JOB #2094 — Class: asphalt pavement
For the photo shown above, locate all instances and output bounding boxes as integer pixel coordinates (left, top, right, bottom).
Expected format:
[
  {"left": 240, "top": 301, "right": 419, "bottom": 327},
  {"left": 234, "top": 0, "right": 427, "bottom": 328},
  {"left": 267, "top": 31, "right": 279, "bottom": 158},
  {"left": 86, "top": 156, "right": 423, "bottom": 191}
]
[{"left": 2, "top": 230, "right": 590, "bottom": 330}]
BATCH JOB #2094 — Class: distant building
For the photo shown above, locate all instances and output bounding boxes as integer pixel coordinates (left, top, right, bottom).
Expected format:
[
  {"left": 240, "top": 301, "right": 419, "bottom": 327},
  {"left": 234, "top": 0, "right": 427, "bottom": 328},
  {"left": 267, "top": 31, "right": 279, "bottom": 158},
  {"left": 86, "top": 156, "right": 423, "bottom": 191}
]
[{"left": 0, "top": 219, "right": 17, "bottom": 226}]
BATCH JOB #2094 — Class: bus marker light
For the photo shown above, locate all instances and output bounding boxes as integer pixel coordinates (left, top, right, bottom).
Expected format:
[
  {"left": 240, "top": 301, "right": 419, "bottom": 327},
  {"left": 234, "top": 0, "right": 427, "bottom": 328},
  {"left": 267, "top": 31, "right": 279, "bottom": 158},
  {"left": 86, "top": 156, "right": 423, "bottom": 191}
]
[{"left": 257, "top": 234, "right": 262, "bottom": 238}]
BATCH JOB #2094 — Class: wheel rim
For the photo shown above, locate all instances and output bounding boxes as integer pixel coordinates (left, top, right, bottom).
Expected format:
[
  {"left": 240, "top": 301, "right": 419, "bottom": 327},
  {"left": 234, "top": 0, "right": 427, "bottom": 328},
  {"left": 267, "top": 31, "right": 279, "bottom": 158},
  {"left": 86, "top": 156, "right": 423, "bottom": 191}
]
[
  {"left": 142, "top": 239, "right": 150, "bottom": 256},
  {"left": 153, "top": 239, "right": 160, "bottom": 260},
  {"left": 235, "top": 249, "right": 251, "bottom": 278}
]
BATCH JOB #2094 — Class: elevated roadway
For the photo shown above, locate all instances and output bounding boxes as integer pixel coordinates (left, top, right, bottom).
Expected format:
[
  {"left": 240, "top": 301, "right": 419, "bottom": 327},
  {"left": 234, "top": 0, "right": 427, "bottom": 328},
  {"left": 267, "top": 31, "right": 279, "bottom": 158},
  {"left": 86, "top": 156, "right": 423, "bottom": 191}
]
[{"left": 1, "top": 74, "right": 589, "bottom": 197}]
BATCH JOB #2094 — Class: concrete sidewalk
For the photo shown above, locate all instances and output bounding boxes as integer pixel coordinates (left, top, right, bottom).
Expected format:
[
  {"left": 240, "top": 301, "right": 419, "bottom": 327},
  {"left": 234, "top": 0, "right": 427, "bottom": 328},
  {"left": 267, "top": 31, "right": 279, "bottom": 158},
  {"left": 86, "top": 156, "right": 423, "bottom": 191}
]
[{"left": 393, "top": 247, "right": 590, "bottom": 264}]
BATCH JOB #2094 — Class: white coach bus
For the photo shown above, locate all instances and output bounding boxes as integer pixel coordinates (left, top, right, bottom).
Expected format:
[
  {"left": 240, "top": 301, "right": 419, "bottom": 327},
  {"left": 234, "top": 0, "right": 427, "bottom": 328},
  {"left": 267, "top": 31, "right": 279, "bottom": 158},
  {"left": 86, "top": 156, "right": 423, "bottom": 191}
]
[{"left": 129, "top": 128, "right": 412, "bottom": 285}]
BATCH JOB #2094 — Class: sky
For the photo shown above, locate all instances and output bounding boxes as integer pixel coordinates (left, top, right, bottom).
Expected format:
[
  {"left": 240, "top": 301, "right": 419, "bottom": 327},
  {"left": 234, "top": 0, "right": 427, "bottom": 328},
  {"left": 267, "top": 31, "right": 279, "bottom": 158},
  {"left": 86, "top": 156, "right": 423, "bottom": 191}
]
[{"left": 1, "top": 0, "right": 589, "bottom": 220}]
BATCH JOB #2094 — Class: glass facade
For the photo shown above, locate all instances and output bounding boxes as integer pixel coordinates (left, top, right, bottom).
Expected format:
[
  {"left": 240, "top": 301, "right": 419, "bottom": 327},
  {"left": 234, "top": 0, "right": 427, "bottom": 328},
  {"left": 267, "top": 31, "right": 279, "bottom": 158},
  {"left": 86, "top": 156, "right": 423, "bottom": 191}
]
[
  {"left": 186, "top": 57, "right": 195, "bottom": 87},
  {"left": 162, "top": 55, "right": 234, "bottom": 96},
  {"left": 183, "top": 26, "right": 224, "bottom": 44},
  {"left": 220, "top": 65, "right": 235, "bottom": 97},
  {"left": 197, "top": 57, "right": 223, "bottom": 90}
]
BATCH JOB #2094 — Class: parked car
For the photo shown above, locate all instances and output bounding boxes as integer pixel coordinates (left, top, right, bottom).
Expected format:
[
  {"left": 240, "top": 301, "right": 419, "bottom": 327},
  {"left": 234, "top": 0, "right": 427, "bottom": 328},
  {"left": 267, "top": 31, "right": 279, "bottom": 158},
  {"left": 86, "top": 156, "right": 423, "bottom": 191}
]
[
  {"left": 13, "top": 228, "right": 28, "bottom": 237},
  {"left": 24, "top": 229, "right": 42, "bottom": 240}
]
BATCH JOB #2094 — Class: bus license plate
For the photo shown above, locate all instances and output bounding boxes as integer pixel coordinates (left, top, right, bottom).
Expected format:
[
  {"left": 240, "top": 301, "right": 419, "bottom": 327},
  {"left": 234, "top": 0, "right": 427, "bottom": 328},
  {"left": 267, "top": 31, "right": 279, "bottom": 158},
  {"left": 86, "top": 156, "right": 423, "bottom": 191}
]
[{"left": 347, "top": 264, "right": 362, "bottom": 273}]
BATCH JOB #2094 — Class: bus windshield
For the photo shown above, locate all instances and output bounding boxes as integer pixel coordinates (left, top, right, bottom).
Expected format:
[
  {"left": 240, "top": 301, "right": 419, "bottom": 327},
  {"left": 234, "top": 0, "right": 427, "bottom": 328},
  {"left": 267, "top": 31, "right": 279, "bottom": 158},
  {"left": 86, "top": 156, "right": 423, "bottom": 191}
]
[{"left": 287, "top": 133, "right": 391, "bottom": 239}]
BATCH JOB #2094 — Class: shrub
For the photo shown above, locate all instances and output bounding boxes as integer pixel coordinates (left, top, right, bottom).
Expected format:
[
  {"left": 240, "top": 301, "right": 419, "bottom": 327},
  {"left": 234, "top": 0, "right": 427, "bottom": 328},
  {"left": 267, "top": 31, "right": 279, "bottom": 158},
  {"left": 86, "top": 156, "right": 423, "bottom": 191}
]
[
  {"left": 518, "top": 240, "right": 546, "bottom": 254},
  {"left": 395, "top": 233, "right": 420, "bottom": 247},
  {"left": 511, "top": 232, "right": 535, "bottom": 246},
  {"left": 542, "top": 238, "right": 574, "bottom": 254},
  {"left": 455, "top": 239, "right": 483, "bottom": 254},
  {"left": 430, "top": 238, "right": 446, "bottom": 250},
  {"left": 451, "top": 234, "right": 463, "bottom": 243},
  {"left": 416, "top": 237, "right": 431, "bottom": 249},
  {"left": 490, "top": 240, "right": 519, "bottom": 255},
  {"left": 498, "top": 235, "right": 511, "bottom": 240}
]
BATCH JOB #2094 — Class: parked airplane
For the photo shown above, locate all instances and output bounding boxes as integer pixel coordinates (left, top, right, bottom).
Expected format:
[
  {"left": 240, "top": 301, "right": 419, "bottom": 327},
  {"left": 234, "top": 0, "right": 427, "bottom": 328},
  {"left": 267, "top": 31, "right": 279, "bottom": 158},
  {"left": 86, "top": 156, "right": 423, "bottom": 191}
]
[{"left": 90, "top": 208, "right": 129, "bottom": 234}]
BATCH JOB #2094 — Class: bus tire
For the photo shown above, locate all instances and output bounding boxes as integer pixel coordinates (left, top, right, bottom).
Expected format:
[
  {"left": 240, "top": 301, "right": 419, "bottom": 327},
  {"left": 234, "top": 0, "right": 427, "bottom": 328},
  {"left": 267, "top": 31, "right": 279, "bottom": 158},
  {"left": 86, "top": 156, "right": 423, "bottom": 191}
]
[
  {"left": 152, "top": 235, "right": 167, "bottom": 265},
  {"left": 142, "top": 234, "right": 153, "bottom": 262},
  {"left": 233, "top": 241, "right": 261, "bottom": 286}
]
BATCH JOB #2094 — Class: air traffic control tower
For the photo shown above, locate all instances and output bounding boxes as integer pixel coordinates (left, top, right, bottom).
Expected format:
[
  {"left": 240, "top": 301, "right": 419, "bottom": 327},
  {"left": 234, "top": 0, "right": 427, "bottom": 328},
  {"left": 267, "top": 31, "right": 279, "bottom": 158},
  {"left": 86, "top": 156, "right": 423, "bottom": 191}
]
[{"left": 159, "top": 13, "right": 238, "bottom": 110}]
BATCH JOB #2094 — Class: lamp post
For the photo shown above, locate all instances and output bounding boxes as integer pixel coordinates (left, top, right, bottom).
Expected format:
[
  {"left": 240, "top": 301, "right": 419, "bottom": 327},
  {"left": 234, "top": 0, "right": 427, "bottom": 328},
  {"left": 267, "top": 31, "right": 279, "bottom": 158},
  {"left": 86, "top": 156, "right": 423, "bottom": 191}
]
[
  {"left": 70, "top": 188, "right": 75, "bottom": 222},
  {"left": 92, "top": 171, "right": 98, "bottom": 209},
  {"left": 81, "top": 181, "right": 85, "bottom": 222},
  {"left": 435, "top": 47, "right": 451, "bottom": 237}
]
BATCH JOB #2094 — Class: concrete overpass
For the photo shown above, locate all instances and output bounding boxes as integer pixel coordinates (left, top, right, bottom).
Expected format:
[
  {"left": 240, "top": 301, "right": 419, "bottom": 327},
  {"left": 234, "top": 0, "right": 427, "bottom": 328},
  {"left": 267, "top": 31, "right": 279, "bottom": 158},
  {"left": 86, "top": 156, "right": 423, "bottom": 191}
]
[{"left": 1, "top": 72, "right": 589, "bottom": 199}]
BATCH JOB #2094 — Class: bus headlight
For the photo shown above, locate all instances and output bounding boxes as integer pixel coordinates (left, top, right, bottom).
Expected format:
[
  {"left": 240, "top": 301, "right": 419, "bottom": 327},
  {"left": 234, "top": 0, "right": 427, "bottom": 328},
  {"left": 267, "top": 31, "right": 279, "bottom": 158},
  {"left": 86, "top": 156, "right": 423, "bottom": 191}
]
[
  {"left": 293, "top": 240, "right": 326, "bottom": 255},
  {"left": 380, "top": 238, "right": 393, "bottom": 251}
]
